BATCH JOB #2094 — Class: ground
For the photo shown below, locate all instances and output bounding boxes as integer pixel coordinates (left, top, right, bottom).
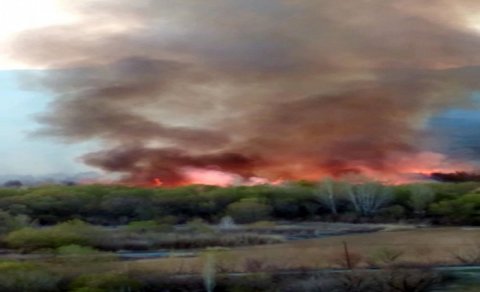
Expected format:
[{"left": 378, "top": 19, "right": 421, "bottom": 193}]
[{"left": 129, "top": 227, "right": 480, "bottom": 274}]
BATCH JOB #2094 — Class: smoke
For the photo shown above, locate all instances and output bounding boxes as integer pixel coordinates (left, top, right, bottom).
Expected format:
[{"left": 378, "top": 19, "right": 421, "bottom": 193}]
[
  {"left": 429, "top": 171, "right": 480, "bottom": 182},
  {"left": 9, "top": 0, "right": 480, "bottom": 184}
]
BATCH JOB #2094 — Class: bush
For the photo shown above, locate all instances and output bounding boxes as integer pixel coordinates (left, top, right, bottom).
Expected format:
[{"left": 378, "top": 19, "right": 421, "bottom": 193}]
[
  {"left": 378, "top": 205, "right": 406, "bottom": 221},
  {"left": 126, "top": 220, "right": 173, "bottom": 233},
  {"left": 327, "top": 249, "right": 364, "bottom": 269},
  {"left": 408, "top": 184, "right": 435, "bottom": 216},
  {"left": 0, "top": 261, "right": 61, "bottom": 292},
  {"left": 368, "top": 247, "right": 404, "bottom": 266},
  {"left": 185, "top": 218, "right": 214, "bottom": 233},
  {"left": 0, "top": 210, "right": 29, "bottom": 234},
  {"left": 247, "top": 220, "right": 277, "bottom": 229},
  {"left": 70, "top": 272, "right": 142, "bottom": 292},
  {"left": 282, "top": 269, "right": 441, "bottom": 292},
  {"left": 430, "top": 193, "right": 480, "bottom": 224},
  {"left": 56, "top": 244, "right": 100, "bottom": 256},
  {"left": 226, "top": 199, "right": 272, "bottom": 223},
  {"left": 375, "top": 268, "right": 441, "bottom": 292},
  {"left": 5, "top": 220, "right": 101, "bottom": 250}
]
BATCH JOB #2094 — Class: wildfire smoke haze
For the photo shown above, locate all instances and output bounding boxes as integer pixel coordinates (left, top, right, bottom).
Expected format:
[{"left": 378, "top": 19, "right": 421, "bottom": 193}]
[{"left": 7, "top": 0, "right": 480, "bottom": 185}]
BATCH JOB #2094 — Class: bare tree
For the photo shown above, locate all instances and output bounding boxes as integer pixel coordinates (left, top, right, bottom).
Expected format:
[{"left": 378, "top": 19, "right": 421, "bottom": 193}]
[
  {"left": 345, "top": 181, "right": 392, "bottom": 216},
  {"left": 316, "top": 178, "right": 338, "bottom": 215}
]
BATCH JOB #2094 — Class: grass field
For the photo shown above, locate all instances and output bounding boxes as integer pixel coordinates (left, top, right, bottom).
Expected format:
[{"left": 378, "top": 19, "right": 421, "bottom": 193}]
[{"left": 128, "top": 227, "right": 480, "bottom": 274}]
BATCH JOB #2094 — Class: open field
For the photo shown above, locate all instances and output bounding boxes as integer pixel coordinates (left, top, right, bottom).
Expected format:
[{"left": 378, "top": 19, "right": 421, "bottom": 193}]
[
  {"left": 0, "top": 225, "right": 479, "bottom": 291},
  {"left": 129, "top": 227, "right": 480, "bottom": 274}
]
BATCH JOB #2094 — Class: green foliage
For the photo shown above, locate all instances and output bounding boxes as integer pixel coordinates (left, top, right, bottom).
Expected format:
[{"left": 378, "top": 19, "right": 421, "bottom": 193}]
[
  {"left": 226, "top": 198, "right": 272, "bottom": 223},
  {"left": 369, "top": 247, "right": 404, "bottom": 265},
  {"left": 0, "top": 261, "right": 60, "bottom": 292},
  {"left": 185, "top": 218, "right": 214, "bottom": 233},
  {"left": 126, "top": 220, "right": 173, "bottom": 233},
  {"left": 54, "top": 244, "right": 115, "bottom": 263},
  {"left": 378, "top": 205, "right": 406, "bottom": 221},
  {"left": 430, "top": 193, "right": 480, "bottom": 224},
  {"left": 71, "top": 272, "right": 142, "bottom": 292},
  {"left": 0, "top": 188, "right": 28, "bottom": 198},
  {"left": 56, "top": 244, "right": 100, "bottom": 256},
  {"left": 6, "top": 220, "right": 101, "bottom": 250},
  {"left": 408, "top": 184, "right": 435, "bottom": 215},
  {"left": 0, "top": 210, "right": 29, "bottom": 234},
  {"left": 247, "top": 220, "right": 276, "bottom": 229},
  {"left": 0, "top": 181, "right": 479, "bottom": 226}
]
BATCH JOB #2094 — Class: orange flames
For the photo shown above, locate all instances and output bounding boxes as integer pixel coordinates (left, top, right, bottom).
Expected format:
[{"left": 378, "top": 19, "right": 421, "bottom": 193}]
[
  {"left": 153, "top": 178, "right": 163, "bottom": 186},
  {"left": 119, "top": 152, "right": 476, "bottom": 187},
  {"left": 148, "top": 167, "right": 284, "bottom": 187}
]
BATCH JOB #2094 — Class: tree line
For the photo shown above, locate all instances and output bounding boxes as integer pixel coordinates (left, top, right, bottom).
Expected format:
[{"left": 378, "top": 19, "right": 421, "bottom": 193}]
[{"left": 0, "top": 179, "right": 479, "bottom": 226}]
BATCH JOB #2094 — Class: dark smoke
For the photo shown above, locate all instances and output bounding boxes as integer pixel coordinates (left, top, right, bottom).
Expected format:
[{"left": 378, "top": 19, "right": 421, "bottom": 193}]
[
  {"left": 9, "top": 0, "right": 480, "bottom": 184},
  {"left": 429, "top": 171, "right": 480, "bottom": 182},
  {"left": 83, "top": 146, "right": 260, "bottom": 185}
]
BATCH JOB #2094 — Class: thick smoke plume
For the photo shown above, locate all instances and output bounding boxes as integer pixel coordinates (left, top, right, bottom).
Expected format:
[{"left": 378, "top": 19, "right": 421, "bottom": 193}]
[{"left": 9, "top": 0, "right": 480, "bottom": 185}]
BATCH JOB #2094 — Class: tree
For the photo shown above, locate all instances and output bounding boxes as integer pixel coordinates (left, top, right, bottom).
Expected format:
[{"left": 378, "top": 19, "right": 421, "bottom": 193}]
[
  {"left": 345, "top": 181, "right": 392, "bottom": 216},
  {"left": 430, "top": 193, "right": 480, "bottom": 225},
  {"left": 0, "top": 211, "right": 29, "bottom": 234},
  {"left": 226, "top": 198, "right": 272, "bottom": 223},
  {"left": 408, "top": 184, "right": 434, "bottom": 216},
  {"left": 316, "top": 178, "right": 338, "bottom": 215},
  {"left": 3, "top": 180, "right": 23, "bottom": 188}
]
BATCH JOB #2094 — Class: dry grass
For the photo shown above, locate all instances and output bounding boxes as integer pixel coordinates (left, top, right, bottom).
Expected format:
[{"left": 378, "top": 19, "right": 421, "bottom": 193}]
[{"left": 128, "top": 227, "right": 480, "bottom": 274}]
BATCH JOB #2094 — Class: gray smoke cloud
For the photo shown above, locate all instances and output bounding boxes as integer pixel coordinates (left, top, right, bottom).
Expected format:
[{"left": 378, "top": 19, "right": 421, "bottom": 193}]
[{"left": 9, "top": 0, "right": 480, "bottom": 184}]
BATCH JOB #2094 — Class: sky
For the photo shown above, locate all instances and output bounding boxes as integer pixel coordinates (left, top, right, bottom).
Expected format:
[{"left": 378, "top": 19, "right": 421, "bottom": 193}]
[
  {"left": 0, "top": 70, "right": 96, "bottom": 176},
  {"left": 2, "top": 0, "right": 480, "bottom": 184},
  {"left": 0, "top": 1, "right": 94, "bottom": 176}
]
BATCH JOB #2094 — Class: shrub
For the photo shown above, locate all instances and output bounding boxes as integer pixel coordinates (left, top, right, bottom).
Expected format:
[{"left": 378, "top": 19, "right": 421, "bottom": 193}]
[
  {"left": 430, "top": 193, "right": 480, "bottom": 224},
  {"left": 71, "top": 272, "right": 143, "bottom": 292},
  {"left": 327, "top": 246, "right": 363, "bottom": 269},
  {"left": 0, "top": 261, "right": 61, "bottom": 292},
  {"left": 55, "top": 245, "right": 117, "bottom": 264},
  {"left": 376, "top": 268, "right": 441, "bottom": 292},
  {"left": 247, "top": 220, "right": 276, "bottom": 229},
  {"left": 5, "top": 220, "right": 101, "bottom": 250},
  {"left": 226, "top": 199, "right": 272, "bottom": 223},
  {"left": 156, "top": 215, "right": 179, "bottom": 225},
  {"left": 451, "top": 243, "right": 480, "bottom": 264},
  {"left": 56, "top": 244, "right": 100, "bottom": 255},
  {"left": 126, "top": 220, "right": 173, "bottom": 233},
  {"left": 0, "top": 210, "right": 29, "bottom": 234},
  {"left": 185, "top": 218, "right": 214, "bottom": 233},
  {"left": 244, "top": 258, "right": 272, "bottom": 273},
  {"left": 409, "top": 184, "right": 435, "bottom": 216},
  {"left": 378, "top": 205, "right": 406, "bottom": 221},
  {"left": 368, "top": 247, "right": 404, "bottom": 266}
]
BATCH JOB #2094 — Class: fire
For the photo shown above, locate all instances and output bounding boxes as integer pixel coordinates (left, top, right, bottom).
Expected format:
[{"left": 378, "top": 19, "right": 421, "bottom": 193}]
[
  {"left": 181, "top": 167, "right": 240, "bottom": 186},
  {"left": 90, "top": 152, "right": 477, "bottom": 187},
  {"left": 329, "top": 152, "right": 475, "bottom": 185},
  {"left": 153, "top": 178, "right": 163, "bottom": 186},
  {"left": 148, "top": 167, "right": 285, "bottom": 187}
]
